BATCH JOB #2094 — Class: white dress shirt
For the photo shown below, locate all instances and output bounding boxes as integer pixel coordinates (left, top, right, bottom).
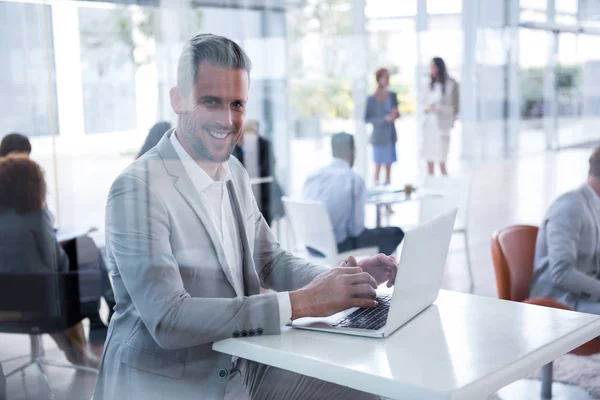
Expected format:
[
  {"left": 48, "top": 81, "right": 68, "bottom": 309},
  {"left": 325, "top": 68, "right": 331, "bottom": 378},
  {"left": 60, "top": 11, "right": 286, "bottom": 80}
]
[
  {"left": 170, "top": 132, "right": 291, "bottom": 324},
  {"left": 303, "top": 158, "right": 366, "bottom": 243}
]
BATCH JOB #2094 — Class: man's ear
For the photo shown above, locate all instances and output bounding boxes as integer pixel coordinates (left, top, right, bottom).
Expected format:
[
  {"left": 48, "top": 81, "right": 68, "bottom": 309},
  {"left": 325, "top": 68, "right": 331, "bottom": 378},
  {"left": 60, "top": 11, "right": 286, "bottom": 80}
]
[{"left": 170, "top": 87, "right": 185, "bottom": 115}]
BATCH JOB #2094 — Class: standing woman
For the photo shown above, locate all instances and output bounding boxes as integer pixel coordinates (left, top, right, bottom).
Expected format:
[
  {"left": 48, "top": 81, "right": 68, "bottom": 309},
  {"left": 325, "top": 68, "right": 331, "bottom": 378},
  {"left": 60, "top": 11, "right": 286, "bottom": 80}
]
[
  {"left": 421, "top": 57, "right": 459, "bottom": 175},
  {"left": 365, "top": 68, "right": 400, "bottom": 186}
]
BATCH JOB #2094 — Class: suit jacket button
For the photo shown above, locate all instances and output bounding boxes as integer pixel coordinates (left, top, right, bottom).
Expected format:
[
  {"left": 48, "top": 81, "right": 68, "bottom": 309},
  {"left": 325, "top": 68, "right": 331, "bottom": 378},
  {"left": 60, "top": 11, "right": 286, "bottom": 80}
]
[
  {"left": 248, "top": 329, "right": 256, "bottom": 336},
  {"left": 256, "top": 328, "right": 264, "bottom": 335},
  {"left": 233, "top": 331, "right": 240, "bottom": 338},
  {"left": 218, "top": 369, "right": 228, "bottom": 379},
  {"left": 241, "top": 330, "right": 248, "bottom": 337}
]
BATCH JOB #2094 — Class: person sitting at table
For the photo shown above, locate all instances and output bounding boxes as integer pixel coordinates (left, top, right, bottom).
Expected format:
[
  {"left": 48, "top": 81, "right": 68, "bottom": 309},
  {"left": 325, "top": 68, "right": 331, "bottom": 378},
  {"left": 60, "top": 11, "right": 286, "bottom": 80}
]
[
  {"left": 0, "top": 132, "right": 116, "bottom": 341},
  {"left": 530, "top": 145, "right": 600, "bottom": 315},
  {"left": 0, "top": 154, "right": 100, "bottom": 368},
  {"left": 232, "top": 119, "right": 285, "bottom": 225},
  {"left": 303, "top": 132, "right": 404, "bottom": 256}
]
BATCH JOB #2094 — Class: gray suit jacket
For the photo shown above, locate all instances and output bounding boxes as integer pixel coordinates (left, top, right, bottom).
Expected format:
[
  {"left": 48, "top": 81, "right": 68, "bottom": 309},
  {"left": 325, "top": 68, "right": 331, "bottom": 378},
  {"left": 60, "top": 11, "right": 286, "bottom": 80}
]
[
  {"left": 365, "top": 91, "right": 398, "bottom": 146},
  {"left": 93, "top": 130, "right": 329, "bottom": 400},
  {"left": 529, "top": 184, "right": 600, "bottom": 310}
]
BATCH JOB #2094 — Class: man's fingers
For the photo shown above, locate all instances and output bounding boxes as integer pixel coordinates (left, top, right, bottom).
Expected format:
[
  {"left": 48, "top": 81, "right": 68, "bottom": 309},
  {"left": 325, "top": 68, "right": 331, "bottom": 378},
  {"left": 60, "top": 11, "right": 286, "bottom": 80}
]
[
  {"left": 347, "top": 255, "right": 358, "bottom": 266},
  {"left": 351, "top": 284, "right": 377, "bottom": 299},
  {"left": 339, "top": 266, "right": 363, "bottom": 275},
  {"left": 346, "top": 272, "right": 377, "bottom": 288},
  {"left": 387, "top": 268, "right": 397, "bottom": 287},
  {"left": 376, "top": 253, "right": 397, "bottom": 268},
  {"left": 349, "top": 298, "right": 378, "bottom": 309}
]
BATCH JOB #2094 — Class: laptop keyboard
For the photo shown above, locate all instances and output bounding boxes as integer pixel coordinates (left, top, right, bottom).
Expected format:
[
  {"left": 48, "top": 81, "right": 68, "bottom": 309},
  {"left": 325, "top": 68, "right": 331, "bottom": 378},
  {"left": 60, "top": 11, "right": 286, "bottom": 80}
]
[{"left": 331, "top": 294, "right": 392, "bottom": 331}]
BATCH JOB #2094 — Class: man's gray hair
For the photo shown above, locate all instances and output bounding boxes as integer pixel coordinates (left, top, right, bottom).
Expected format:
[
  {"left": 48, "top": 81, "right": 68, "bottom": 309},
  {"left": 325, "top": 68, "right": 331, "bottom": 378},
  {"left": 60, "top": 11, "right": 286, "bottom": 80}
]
[
  {"left": 177, "top": 33, "right": 252, "bottom": 95},
  {"left": 331, "top": 132, "right": 354, "bottom": 158}
]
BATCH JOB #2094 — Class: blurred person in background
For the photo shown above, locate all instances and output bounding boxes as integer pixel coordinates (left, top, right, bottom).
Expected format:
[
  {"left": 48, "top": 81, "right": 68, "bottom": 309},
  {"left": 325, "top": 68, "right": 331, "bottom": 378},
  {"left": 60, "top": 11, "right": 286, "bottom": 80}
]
[
  {"left": 137, "top": 121, "right": 172, "bottom": 159},
  {"left": 529, "top": 146, "right": 600, "bottom": 316},
  {"left": 232, "top": 119, "right": 284, "bottom": 225},
  {"left": 421, "top": 57, "right": 459, "bottom": 176},
  {"left": 0, "top": 131, "right": 116, "bottom": 342},
  {"left": 304, "top": 133, "right": 404, "bottom": 256},
  {"left": 0, "top": 155, "right": 100, "bottom": 368},
  {"left": 0, "top": 132, "right": 31, "bottom": 157},
  {"left": 365, "top": 68, "right": 399, "bottom": 188}
]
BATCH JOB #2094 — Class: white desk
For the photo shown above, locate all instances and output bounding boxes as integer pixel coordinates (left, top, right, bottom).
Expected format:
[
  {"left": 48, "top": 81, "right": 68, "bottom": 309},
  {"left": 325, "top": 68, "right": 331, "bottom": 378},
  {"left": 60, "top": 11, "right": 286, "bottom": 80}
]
[
  {"left": 214, "top": 290, "right": 600, "bottom": 400},
  {"left": 56, "top": 225, "right": 96, "bottom": 243}
]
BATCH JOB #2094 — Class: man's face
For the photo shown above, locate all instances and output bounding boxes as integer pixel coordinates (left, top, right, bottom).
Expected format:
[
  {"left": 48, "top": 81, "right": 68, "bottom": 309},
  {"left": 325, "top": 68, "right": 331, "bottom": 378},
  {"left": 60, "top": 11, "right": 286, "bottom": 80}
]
[{"left": 172, "top": 63, "right": 249, "bottom": 163}]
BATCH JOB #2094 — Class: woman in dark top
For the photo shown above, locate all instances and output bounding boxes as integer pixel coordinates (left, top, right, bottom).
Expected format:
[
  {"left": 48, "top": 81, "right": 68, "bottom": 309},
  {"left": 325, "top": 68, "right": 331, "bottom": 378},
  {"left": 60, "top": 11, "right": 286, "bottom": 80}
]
[
  {"left": 0, "top": 155, "right": 99, "bottom": 367},
  {"left": 365, "top": 68, "right": 400, "bottom": 187}
]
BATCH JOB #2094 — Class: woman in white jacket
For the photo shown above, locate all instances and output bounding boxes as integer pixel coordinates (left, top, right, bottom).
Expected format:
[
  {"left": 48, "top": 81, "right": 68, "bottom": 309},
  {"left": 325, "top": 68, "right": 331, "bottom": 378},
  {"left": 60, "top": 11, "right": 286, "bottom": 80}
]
[{"left": 421, "top": 57, "right": 459, "bottom": 175}]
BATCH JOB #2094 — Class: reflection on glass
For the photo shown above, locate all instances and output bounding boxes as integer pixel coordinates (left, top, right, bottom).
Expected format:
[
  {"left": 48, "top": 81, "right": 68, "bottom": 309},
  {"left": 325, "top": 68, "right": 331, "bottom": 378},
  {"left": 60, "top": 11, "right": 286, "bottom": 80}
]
[
  {"left": 365, "top": 0, "right": 416, "bottom": 18},
  {"left": 555, "top": 0, "right": 578, "bottom": 14},
  {"left": 520, "top": 0, "right": 548, "bottom": 10},
  {"left": 426, "top": 0, "right": 462, "bottom": 15},
  {"left": 518, "top": 28, "right": 550, "bottom": 154}
]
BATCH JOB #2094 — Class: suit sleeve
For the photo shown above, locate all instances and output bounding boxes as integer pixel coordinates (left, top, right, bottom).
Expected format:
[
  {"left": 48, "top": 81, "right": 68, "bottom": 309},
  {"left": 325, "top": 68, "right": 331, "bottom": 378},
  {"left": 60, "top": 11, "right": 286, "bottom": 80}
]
[
  {"left": 250, "top": 194, "right": 330, "bottom": 292},
  {"left": 544, "top": 198, "right": 600, "bottom": 301},
  {"left": 106, "top": 173, "right": 282, "bottom": 350}
]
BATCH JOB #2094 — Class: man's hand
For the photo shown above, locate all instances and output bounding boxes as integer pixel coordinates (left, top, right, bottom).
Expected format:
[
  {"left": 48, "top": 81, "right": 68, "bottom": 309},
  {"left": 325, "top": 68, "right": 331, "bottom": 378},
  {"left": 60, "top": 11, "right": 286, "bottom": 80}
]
[
  {"left": 289, "top": 267, "right": 378, "bottom": 320},
  {"left": 348, "top": 254, "right": 398, "bottom": 288}
]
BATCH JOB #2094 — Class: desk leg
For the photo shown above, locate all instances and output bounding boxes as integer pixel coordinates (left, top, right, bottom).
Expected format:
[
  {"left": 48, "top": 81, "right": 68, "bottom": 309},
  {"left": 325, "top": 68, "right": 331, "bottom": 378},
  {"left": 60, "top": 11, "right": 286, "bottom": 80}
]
[
  {"left": 375, "top": 205, "right": 381, "bottom": 228},
  {"left": 541, "top": 362, "right": 553, "bottom": 399}
]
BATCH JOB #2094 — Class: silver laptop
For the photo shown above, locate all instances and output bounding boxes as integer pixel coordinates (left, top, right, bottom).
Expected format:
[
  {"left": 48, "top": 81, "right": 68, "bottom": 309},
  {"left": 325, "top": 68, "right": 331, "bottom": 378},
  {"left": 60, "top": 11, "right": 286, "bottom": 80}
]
[{"left": 290, "top": 208, "right": 457, "bottom": 338}]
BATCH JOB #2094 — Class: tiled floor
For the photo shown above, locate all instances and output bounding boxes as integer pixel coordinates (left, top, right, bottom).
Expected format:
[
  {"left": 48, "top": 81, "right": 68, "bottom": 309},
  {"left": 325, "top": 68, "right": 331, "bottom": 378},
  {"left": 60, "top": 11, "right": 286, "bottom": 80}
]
[{"left": 1, "top": 145, "right": 596, "bottom": 399}]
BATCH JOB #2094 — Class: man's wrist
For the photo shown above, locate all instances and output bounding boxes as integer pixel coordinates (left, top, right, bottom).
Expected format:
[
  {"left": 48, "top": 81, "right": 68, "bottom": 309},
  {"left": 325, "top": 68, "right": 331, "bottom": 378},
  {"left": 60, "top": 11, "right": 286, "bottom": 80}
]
[{"left": 290, "top": 289, "right": 310, "bottom": 320}]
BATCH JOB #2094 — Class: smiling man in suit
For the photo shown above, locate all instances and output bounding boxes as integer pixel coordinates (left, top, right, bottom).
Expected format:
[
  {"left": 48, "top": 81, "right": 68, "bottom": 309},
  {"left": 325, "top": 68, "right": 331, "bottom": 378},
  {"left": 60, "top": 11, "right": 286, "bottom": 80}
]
[{"left": 93, "top": 33, "right": 396, "bottom": 400}]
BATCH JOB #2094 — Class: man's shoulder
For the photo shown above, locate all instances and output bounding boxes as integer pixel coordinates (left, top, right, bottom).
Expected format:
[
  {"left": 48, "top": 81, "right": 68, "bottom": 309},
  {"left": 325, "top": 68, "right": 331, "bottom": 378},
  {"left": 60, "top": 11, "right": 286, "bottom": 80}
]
[
  {"left": 547, "top": 188, "right": 585, "bottom": 218},
  {"left": 111, "top": 148, "right": 168, "bottom": 190}
]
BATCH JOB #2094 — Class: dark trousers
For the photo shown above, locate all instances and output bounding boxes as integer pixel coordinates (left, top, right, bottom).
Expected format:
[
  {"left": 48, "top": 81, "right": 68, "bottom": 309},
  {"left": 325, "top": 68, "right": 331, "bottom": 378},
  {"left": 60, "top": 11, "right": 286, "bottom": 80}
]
[
  {"left": 337, "top": 227, "right": 404, "bottom": 256},
  {"left": 63, "top": 237, "right": 116, "bottom": 342}
]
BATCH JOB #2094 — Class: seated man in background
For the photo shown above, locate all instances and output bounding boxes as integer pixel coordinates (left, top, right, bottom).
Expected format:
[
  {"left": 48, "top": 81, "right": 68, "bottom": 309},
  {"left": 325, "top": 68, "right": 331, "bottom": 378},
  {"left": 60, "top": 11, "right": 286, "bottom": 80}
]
[
  {"left": 530, "top": 145, "right": 600, "bottom": 314},
  {"left": 304, "top": 132, "right": 404, "bottom": 256},
  {"left": 232, "top": 119, "right": 285, "bottom": 225}
]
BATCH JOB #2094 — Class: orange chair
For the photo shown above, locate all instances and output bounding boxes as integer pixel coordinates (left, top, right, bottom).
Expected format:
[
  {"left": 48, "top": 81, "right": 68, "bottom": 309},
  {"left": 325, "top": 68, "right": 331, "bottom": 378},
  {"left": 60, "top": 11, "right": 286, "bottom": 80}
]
[{"left": 492, "top": 225, "right": 600, "bottom": 399}]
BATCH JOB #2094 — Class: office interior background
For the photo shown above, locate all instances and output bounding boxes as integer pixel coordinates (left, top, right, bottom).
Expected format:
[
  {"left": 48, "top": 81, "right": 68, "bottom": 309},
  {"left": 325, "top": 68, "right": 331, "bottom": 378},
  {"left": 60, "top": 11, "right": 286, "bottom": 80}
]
[
  {"left": 3, "top": 0, "right": 599, "bottom": 233},
  {"left": 3, "top": 0, "right": 600, "bottom": 398}
]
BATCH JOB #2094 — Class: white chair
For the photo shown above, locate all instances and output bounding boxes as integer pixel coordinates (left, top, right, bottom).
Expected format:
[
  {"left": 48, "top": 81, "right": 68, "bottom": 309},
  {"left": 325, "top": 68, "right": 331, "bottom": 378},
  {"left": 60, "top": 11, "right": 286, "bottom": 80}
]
[
  {"left": 282, "top": 197, "right": 378, "bottom": 267},
  {"left": 419, "top": 176, "right": 474, "bottom": 293}
]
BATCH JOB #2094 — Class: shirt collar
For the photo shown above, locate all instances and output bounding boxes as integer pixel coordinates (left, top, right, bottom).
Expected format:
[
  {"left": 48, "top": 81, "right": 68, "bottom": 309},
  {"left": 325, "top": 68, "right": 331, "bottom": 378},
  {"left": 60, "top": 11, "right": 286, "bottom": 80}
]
[
  {"left": 170, "top": 130, "right": 231, "bottom": 193},
  {"left": 331, "top": 157, "right": 351, "bottom": 169}
]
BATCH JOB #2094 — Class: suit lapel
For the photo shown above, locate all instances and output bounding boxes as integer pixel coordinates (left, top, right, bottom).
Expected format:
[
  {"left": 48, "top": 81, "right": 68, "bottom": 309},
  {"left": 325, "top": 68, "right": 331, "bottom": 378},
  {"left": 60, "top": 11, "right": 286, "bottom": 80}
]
[
  {"left": 227, "top": 180, "right": 260, "bottom": 296},
  {"left": 156, "top": 131, "right": 238, "bottom": 294}
]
